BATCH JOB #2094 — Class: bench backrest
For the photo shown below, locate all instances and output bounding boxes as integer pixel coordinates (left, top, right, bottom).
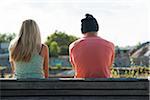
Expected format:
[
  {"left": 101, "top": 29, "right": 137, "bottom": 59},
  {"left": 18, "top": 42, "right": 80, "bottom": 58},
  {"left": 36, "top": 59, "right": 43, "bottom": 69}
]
[{"left": 0, "top": 78, "right": 149, "bottom": 100}]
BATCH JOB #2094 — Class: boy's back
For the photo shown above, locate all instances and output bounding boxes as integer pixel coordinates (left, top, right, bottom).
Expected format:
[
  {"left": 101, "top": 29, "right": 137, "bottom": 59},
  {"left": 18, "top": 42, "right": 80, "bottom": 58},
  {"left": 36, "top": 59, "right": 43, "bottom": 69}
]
[{"left": 69, "top": 36, "right": 115, "bottom": 78}]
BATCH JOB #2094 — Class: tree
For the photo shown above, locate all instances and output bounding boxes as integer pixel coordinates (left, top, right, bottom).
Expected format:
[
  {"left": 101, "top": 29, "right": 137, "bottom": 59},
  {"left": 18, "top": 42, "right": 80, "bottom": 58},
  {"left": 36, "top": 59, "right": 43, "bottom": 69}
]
[
  {"left": 0, "top": 33, "right": 16, "bottom": 42},
  {"left": 45, "top": 31, "right": 78, "bottom": 56},
  {"left": 50, "top": 41, "right": 60, "bottom": 57}
]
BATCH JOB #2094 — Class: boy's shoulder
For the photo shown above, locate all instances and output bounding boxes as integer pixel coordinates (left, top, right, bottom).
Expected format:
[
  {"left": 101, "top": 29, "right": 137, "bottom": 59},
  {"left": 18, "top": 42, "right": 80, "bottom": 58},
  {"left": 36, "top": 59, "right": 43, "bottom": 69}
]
[
  {"left": 99, "top": 37, "right": 115, "bottom": 48},
  {"left": 69, "top": 38, "right": 85, "bottom": 50}
]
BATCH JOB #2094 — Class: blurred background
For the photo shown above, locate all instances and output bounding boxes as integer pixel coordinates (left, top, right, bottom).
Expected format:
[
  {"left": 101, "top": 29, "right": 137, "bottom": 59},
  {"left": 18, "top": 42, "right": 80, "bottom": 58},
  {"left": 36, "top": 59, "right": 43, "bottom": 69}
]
[
  {"left": 0, "top": 0, "right": 149, "bottom": 78},
  {"left": 0, "top": 31, "right": 149, "bottom": 78}
]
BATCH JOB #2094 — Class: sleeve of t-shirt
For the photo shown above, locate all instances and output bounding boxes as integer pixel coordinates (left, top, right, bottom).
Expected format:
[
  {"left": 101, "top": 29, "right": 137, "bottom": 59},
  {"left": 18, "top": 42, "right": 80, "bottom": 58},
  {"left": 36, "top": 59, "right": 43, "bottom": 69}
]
[
  {"left": 110, "top": 44, "right": 115, "bottom": 68},
  {"left": 69, "top": 43, "right": 76, "bottom": 69},
  {"left": 69, "top": 38, "right": 83, "bottom": 69}
]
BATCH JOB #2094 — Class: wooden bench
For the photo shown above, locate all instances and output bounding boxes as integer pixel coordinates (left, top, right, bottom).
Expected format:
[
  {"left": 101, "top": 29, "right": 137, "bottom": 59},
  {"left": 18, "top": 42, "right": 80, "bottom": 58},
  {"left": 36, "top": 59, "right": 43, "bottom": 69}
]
[{"left": 0, "top": 78, "right": 149, "bottom": 100}]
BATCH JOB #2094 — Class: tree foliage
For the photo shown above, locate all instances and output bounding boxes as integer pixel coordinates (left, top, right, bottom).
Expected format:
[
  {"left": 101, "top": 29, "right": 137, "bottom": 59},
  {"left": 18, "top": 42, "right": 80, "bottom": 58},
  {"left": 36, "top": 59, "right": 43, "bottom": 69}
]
[
  {"left": 0, "top": 33, "right": 16, "bottom": 42},
  {"left": 45, "top": 31, "right": 78, "bottom": 56},
  {"left": 50, "top": 41, "right": 60, "bottom": 57}
]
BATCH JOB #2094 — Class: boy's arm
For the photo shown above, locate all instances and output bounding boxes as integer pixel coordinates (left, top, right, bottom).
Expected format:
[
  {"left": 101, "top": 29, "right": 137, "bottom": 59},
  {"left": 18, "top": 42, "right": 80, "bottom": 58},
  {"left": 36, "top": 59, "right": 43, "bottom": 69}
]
[
  {"left": 110, "top": 45, "right": 115, "bottom": 70},
  {"left": 69, "top": 44, "right": 75, "bottom": 69}
]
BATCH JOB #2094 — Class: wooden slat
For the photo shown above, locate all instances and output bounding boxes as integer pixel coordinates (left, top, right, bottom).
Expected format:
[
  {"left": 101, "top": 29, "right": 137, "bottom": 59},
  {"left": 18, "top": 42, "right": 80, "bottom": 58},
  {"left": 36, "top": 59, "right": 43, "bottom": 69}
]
[
  {"left": 1, "top": 89, "right": 148, "bottom": 96},
  {"left": 1, "top": 96, "right": 149, "bottom": 100},
  {"left": 1, "top": 81, "right": 148, "bottom": 90}
]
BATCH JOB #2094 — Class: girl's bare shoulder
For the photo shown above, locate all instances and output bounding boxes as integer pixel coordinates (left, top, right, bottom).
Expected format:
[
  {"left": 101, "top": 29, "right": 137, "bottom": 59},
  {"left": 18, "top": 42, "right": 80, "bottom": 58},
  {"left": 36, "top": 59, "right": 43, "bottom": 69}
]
[
  {"left": 40, "top": 44, "right": 49, "bottom": 57},
  {"left": 42, "top": 44, "right": 49, "bottom": 51}
]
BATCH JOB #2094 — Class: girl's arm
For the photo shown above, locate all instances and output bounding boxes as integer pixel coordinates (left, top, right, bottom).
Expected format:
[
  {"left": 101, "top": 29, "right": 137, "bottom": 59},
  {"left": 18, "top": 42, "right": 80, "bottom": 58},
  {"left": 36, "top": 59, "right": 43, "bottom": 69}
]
[
  {"left": 43, "top": 45, "right": 49, "bottom": 78},
  {"left": 10, "top": 61, "right": 15, "bottom": 78},
  {"left": 9, "top": 47, "right": 15, "bottom": 78}
]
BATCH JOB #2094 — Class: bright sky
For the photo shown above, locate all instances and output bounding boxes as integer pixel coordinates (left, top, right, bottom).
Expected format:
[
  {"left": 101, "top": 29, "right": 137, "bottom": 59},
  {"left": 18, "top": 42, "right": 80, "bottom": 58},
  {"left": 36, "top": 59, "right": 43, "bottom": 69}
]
[{"left": 0, "top": 0, "right": 149, "bottom": 47}]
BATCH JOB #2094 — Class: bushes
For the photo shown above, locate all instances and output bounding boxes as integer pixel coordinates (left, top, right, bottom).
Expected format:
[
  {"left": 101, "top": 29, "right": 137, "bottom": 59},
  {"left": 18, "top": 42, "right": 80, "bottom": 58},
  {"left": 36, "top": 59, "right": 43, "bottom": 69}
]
[{"left": 111, "top": 66, "right": 150, "bottom": 78}]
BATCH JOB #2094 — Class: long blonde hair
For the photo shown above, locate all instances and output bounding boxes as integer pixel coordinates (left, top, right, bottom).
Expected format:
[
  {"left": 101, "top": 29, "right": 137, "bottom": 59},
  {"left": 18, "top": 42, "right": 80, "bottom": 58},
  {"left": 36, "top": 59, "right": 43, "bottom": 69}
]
[{"left": 11, "top": 19, "right": 41, "bottom": 62}]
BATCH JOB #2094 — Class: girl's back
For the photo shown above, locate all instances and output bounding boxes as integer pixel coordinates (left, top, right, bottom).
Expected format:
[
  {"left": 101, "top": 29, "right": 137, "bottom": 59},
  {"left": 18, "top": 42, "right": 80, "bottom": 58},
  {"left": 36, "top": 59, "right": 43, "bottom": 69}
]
[{"left": 15, "top": 51, "right": 44, "bottom": 78}]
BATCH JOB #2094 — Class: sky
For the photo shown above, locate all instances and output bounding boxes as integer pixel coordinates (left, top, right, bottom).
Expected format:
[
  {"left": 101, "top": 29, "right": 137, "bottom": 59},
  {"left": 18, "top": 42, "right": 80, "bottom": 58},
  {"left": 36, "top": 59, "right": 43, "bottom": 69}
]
[{"left": 0, "top": 0, "right": 149, "bottom": 47}]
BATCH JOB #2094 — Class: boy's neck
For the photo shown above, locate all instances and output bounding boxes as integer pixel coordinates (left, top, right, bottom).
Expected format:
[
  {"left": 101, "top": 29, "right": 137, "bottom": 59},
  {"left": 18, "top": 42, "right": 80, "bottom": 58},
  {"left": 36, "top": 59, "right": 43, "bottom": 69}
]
[{"left": 84, "top": 32, "right": 97, "bottom": 37}]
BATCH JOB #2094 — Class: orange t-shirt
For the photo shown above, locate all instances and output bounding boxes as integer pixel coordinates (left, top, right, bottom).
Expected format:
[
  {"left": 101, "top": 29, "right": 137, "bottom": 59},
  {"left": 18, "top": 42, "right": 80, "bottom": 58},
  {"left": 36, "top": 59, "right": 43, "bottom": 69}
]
[{"left": 69, "top": 36, "right": 115, "bottom": 78}]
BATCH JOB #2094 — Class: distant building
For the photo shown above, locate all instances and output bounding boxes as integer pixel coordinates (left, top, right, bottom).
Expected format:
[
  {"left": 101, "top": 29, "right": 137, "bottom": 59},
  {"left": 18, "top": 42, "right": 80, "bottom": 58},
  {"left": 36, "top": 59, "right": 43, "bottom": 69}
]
[
  {"left": 114, "top": 42, "right": 150, "bottom": 67},
  {"left": 0, "top": 42, "right": 9, "bottom": 53},
  {"left": 50, "top": 56, "right": 71, "bottom": 67},
  {"left": 114, "top": 48, "right": 131, "bottom": 67},
  {"left": 0, "top": 42, "right": 10, "bottom": 67},
  {"left": 130, "top": 42, "right": 150, "bottom": 67}
]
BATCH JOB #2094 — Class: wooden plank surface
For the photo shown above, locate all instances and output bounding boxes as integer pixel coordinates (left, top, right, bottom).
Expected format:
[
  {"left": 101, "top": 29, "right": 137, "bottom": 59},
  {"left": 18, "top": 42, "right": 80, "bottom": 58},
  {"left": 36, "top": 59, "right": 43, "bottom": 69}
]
[
  {"left": 1, "top": 81, "right": 148, "bottom": 90},
  {"left": 0, "top": 78, "right": 149, "bottom": 99},
  {"left": 1, "top": 96, "right": 149, "bottom": 100},
  {"left": 1, "top": 89, "right": 149, "bottom": 96}
]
